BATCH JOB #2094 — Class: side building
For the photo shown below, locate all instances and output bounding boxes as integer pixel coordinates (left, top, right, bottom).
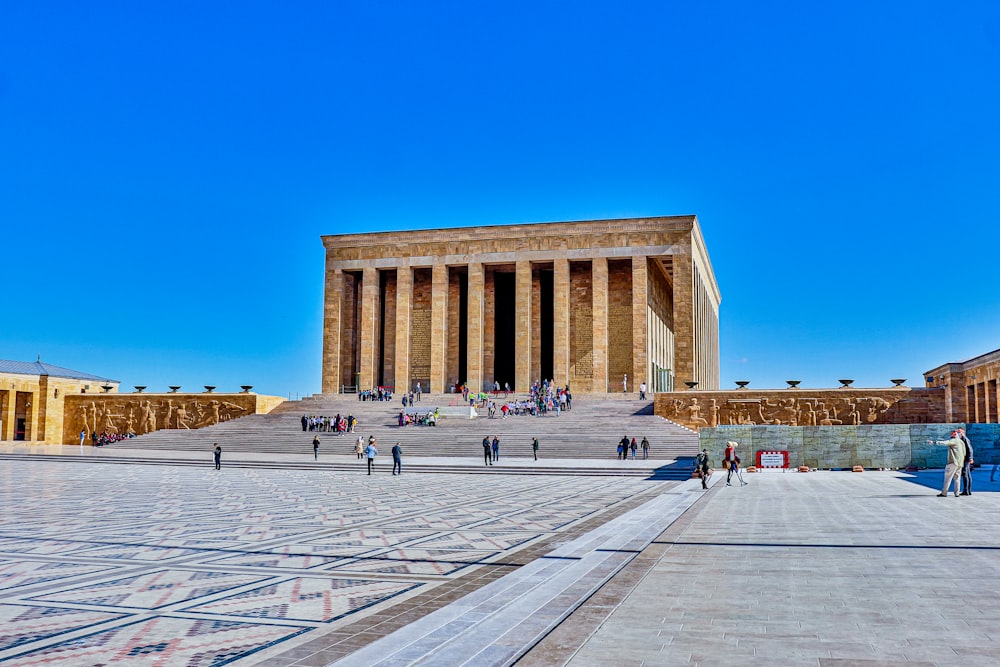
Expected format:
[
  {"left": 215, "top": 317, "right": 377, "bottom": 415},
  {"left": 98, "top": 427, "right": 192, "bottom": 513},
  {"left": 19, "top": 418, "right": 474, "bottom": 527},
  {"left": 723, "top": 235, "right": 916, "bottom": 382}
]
[
  {"left": 0, "top": 359, "right": 119, "bottom": 442},
  {"left": 925, "top": 347, "right": 1000, "bottom": 423},
  {"left": 321, "top": 216, "right": 721, "bottom": 394}
]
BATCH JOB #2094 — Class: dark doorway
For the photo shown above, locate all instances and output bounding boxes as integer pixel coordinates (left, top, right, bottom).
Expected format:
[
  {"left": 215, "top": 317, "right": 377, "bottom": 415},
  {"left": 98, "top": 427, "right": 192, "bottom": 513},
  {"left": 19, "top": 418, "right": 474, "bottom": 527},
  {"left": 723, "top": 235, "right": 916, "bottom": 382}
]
[
  {"left": 539, "top": 269, "right": 553, "bottom": 381},
  {"left": 494, "top": 272, "right": 515, "bottom": 388},
  {"left": 15, "top": 418, "right": 26, "bottom": 441}
]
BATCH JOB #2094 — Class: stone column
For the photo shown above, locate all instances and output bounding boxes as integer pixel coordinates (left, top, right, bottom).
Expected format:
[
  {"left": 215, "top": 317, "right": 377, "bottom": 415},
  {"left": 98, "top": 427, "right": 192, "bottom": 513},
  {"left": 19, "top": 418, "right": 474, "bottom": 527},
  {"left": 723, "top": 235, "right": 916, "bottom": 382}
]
[
  {"left": 358, "top": 267, "right": 379, "bottom": 390},
  {"left": 2, "top": 391, "right": 14, "bottom": 440},
  {"left": 592, "top": 257, "right": 608, "bottom": 393},
  {"left": 515, "top": 260, "right": 532, "bottom": 392},
  {"left": 430, "top": 264, "right": 449, "bottom": 393},
  {"left": 394, "top": 266, "right": 412, "bottom": 394},
  {"left": 552, "top": 258, "right": 570, "bottom": 387},
  {"left": 672, "top": 251, "right": 695, "bottom": 387},
  {"left": 467, "top": 263, "right": 485, "bottom": 393},
  {"left": 321, "top": 267, "right": 343, "bottom": 395},
  {"left": 632, "top": 256, "right": 648, "bottom": 394}
]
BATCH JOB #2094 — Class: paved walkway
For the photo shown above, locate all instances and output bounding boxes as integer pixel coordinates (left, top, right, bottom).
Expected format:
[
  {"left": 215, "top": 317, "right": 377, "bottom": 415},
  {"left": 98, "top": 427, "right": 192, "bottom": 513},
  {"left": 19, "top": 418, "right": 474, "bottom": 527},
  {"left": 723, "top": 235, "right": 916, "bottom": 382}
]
[
  {"left": 523, "top": 467, "right": 1000, "bottom": 666},
  {"left": 2, "top": 446, "right": 999, "bottom": 666}
]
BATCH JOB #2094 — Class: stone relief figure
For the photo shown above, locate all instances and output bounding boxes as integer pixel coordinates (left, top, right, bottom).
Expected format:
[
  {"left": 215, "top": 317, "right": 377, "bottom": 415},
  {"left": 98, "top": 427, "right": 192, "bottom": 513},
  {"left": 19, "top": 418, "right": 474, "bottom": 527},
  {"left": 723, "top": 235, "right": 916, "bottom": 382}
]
[
  {"left": 99, "top": 404, "right": 119, "bottom": 434},
  {"left": 89, "top": 402, "right": 98, "bottom": 436},
  {"left": 79, "top": 404, "right": 91, "bottom": 435},
  {"left": 706, "top": 398, "right": 719, "bottom": 427},
  {"left": 843, "top": 400, "right": 861, "bottom": 426},
  {"left": 195, "top": 400, "right": 222, "bottom": 428},
  {"left": 174, "top": 403, "right": 189, "bottom": 429},
  {"left": 163, "top": 400, "right": 175, "bottom": 430},
  {"left": 140, "top": 400, "right": 157, "bottom": 434},
  {"left": 685, "top": 398, "right": 709, "bottom": 426},
  {"left": 219, "top": 401, "right": 248, "bottom": 422}
]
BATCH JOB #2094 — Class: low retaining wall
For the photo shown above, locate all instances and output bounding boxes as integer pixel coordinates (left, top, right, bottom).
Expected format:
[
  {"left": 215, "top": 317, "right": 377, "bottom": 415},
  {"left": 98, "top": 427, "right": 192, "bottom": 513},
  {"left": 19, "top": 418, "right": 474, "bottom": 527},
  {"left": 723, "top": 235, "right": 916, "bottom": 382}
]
[{"left": 699, "top": 423, "right": 1000, "bottom": 469}]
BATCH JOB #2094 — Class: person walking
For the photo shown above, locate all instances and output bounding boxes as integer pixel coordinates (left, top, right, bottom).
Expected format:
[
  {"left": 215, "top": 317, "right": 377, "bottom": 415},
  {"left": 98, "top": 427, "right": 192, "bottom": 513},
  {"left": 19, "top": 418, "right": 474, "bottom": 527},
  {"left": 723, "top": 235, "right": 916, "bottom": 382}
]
[
  {"left": 695, "top": 448, "right": 711, "bottom": 489},
  {"left": 415, "top": 382, "right": 422, "bottom": 402},
  {"left": 365, "top": 440, "right": 378, "bottom": 475},
  {"left": 931, "top": 430, "right": 965, "bottom": 497},
  {"left": 958, "top": 428, "right": 974, "bottom": 495},
  {"left": 630, "top": 437, "right": 638, "bottom": 460},
  {"left": 355, "top": 435, "right": 364, "bottom": 460},
  {"left": 618, "top": 435, "right": 629, "bottom": 460},
  {"left": 482, "top": 436, "right": 493, "bottom": 466},
  {"left": 622, "top": 373, "right": 628, "bottom": 393},
  {"left": 532, "top": 436, "right": 539, "bottom": 461},
  {"left": 312, "top": 434, "right": 320, "bottom": 460},
  {"left": 392, "top": 442, "right": 402, "bottom": 475},
  {"left": 639, "top": 382, "right": 647, "bottom": 400},
  {"left": 641, "top": 436, "right": 650, "bottom": 460},
  {"left": 724, "top": 441, "right": 747, "bottom": 486},
  {"left": 492, "top": 435, "right": 500, "bottom": 462},
  {"left": 79, "top": 429, "right": 87, "bottom": 446},
  {"left": 213, "top": 443, "right": 222, "bottom": 470}
]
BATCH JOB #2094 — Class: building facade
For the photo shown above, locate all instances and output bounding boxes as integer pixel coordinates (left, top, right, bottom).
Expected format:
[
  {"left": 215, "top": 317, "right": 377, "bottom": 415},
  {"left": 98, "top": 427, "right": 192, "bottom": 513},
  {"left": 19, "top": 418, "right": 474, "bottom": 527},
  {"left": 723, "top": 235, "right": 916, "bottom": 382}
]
[
  {"left": 0, "top": 359, "right": 119, "bottom": 443},
  {"left": 925, "top": 347, "right": 1000, "bottom": 423},
  {"left": 321, "top": 216, "right": 721, "bottom": 394}
]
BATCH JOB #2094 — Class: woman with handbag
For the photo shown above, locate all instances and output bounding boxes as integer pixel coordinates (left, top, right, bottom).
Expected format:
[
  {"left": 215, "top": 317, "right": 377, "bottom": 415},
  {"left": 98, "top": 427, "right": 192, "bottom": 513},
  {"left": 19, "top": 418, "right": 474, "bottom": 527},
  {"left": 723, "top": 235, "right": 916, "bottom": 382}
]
[{"left": 724, "top": 441, "right": 747, "bottom": 486}]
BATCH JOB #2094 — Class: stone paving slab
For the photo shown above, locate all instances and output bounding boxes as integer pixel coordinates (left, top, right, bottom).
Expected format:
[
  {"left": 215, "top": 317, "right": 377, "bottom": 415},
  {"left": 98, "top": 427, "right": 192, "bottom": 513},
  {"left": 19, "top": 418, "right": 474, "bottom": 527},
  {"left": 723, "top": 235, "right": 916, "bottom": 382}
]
[
  {"left": 549, "top": 468, "right": 1000, "bottom": 667},
  {"left": 329, "top": 479, "right": 715, "bottom": 666},
  {"left": 0, "top": 456, "right": 676, "bottom": 665}
]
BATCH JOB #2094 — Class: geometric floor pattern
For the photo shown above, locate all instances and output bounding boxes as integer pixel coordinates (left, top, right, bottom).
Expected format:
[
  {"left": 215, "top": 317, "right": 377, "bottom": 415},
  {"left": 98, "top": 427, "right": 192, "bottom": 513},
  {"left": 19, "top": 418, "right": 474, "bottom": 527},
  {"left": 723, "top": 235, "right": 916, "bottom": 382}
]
[{"left": 0, "top": 459, "right": 669, "bottom": 665}]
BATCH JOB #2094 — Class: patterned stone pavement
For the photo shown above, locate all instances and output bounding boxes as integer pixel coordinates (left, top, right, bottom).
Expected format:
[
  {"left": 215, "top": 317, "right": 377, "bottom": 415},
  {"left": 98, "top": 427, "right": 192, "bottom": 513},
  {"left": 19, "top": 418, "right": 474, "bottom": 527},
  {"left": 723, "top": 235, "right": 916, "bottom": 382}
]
[{"left": 0, "top": 459, "right": 674, "bottom": 665}]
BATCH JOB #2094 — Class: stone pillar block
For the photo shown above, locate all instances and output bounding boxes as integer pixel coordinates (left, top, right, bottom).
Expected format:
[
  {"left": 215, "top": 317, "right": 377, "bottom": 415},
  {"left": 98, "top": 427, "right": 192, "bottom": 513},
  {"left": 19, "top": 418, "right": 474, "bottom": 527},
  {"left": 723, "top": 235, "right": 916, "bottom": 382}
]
[
  {"left": 553, "top": 258, "right": 570, "bottom": 386},
  {"left": 632, "top": 256, "right": 648, "bottom": 393},
  {"left": 394, "top": 266, "right": 412, "bottom": 395},
  {"left": 430, "top": 264, "right": 449, "bottom": 393},
  {"left": 321, "top": 267, "right": 343, "bottom": 394},
  {"left": 467, "top": 262, "right": 484, "bottom": 393},
  {"left": 592, "top": 257, "right": 608, "bottom": 393},
  {"left": 358, "top": 267, "right": 379, "bottom": 390},
  {"left": 672, "top": 252, "right": 694, "bottom": 387},
  {"left": 515, "top": 260, "right": 532, "bottom": 392}
]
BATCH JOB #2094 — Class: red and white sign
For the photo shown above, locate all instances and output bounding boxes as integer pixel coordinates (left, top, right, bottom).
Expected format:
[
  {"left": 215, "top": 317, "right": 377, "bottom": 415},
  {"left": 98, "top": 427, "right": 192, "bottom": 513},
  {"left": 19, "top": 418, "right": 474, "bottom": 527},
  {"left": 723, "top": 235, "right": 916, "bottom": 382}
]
[{"left": 756, "top": 450, "right": 789, "bottom": 468}]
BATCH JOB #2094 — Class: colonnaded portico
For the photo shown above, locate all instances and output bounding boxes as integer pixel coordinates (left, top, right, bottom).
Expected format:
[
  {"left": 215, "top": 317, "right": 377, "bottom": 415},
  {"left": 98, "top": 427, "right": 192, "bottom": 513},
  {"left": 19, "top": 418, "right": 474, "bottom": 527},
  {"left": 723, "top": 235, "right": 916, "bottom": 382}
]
[{"left": 321, "top": 216, "right": 721, "bottom": 394}]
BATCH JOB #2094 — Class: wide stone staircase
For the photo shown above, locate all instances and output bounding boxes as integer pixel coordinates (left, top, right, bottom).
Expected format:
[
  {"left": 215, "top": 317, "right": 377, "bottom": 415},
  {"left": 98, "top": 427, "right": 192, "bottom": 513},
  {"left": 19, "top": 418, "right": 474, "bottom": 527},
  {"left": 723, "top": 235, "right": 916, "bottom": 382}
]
[{"left": 106, "top": 393, "right": 699, "bottom": 477}]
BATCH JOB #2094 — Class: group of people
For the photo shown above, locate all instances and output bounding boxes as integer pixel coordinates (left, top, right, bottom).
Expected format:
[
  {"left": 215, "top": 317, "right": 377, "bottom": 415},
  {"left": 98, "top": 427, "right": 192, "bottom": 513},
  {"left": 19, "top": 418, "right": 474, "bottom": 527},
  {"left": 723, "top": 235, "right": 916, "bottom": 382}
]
[
  {"left": 358, "top": 387, "right": 393, "bottom": 402},
  {"left": 300, "top": 413, "right": 357, "bottom": 434},
  {"left": 616, "top": 435, "right": 650, "bottom": 460},
  {"left": 350, "top": 435, "right": 403, "bottom": 475},
  {"left": 691, "top": 441, "right": 747, "bottom": 489},
  {"left": 81, "top": 429, "right": 137, "bottom": 447},
  {"left": 398, "top": 408, "right": 438, "bottom": 426},
  {"left": 933, "top": 428, "right": 975, "bottom": 496}
]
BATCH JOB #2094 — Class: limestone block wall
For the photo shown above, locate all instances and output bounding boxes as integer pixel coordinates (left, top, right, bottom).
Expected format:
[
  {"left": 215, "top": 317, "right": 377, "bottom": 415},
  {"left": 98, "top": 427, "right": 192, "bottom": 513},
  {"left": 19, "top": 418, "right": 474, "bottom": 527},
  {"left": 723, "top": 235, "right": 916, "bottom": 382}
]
[
  {"left": 61, "top": 392, "right": 284, "bottom": 445},
  {"left": 698, "top": 423, "right": 1000, "bottom": 469}
]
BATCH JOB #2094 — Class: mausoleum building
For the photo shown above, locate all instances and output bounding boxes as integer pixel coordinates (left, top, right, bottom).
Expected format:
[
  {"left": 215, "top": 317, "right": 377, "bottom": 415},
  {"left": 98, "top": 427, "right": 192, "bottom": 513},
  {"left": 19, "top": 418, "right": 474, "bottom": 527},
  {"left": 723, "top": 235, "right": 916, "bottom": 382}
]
[{"left": 321, "top": 216, "right": 722, "bottom": 394}]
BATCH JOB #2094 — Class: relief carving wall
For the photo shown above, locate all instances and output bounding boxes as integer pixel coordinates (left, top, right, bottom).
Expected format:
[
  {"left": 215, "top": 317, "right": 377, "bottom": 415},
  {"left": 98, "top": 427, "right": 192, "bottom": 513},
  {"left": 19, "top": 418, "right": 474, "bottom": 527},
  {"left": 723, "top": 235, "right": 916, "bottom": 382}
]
[
  {"left": 655, "top": 388, "right": 945, "bottom": 431},
  {"left": 61, "top": 393, "right": 278, "bottom": 445}
]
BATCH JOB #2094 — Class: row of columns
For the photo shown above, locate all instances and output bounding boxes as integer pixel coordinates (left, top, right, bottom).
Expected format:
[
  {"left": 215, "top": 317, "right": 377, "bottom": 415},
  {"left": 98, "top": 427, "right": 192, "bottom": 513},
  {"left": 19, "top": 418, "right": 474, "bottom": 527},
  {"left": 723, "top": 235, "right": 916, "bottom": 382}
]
[{"left": 323, "top": 255, "right": 661, "bottom": 395}]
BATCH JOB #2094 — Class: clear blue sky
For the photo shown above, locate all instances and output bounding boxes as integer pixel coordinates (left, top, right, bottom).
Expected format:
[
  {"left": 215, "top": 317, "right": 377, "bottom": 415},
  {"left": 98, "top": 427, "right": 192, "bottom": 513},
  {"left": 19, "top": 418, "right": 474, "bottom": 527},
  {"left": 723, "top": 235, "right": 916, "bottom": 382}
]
[{"left": 2, "top": 1, "right": 998, "bottom": 397}]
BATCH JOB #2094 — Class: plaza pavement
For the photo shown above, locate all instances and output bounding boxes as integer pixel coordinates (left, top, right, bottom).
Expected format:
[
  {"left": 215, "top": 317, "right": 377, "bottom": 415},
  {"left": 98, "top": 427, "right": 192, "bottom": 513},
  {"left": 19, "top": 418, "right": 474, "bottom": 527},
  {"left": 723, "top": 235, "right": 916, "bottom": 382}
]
[{"left": 1, "top": 444, "right": 999, "bottom": 666}]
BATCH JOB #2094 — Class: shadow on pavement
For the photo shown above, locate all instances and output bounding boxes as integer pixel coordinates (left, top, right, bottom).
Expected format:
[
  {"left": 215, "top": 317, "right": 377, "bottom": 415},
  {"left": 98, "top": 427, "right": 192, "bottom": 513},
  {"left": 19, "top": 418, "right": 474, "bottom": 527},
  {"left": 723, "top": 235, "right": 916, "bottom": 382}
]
[{"left": 896, "top": 466, "right": 1000, "bottom": 493}]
